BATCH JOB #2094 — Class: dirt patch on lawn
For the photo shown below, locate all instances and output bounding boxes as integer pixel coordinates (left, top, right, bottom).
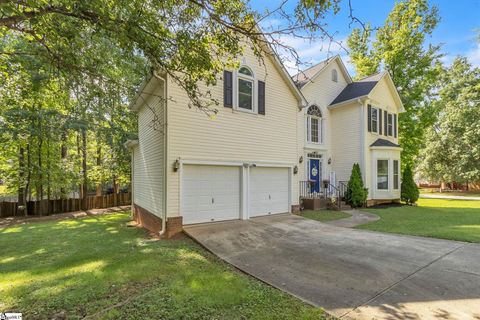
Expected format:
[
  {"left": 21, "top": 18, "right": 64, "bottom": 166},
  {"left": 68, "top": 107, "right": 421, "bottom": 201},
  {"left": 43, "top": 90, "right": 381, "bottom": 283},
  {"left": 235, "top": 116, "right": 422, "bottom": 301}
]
[{"left": 0, "top": 205, "right": 131, "bottom": 228}]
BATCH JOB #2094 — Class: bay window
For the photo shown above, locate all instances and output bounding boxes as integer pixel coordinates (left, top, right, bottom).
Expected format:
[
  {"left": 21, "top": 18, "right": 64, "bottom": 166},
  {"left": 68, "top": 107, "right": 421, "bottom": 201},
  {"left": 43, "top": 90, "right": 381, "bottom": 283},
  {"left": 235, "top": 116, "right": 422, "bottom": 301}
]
[
  {"left": 393, "top": 160, "right": 399, "bottom": 189},
  {"left": 377, "top": 159, "right": 389, "bottom": 190}
]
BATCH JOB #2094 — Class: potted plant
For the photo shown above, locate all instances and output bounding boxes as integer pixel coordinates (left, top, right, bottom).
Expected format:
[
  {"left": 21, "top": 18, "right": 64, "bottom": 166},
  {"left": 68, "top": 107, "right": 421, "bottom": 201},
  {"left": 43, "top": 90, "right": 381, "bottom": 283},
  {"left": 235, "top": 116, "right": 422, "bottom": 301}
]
[{"left": 322, "top": 179, "right": 330, "bottom": 188}]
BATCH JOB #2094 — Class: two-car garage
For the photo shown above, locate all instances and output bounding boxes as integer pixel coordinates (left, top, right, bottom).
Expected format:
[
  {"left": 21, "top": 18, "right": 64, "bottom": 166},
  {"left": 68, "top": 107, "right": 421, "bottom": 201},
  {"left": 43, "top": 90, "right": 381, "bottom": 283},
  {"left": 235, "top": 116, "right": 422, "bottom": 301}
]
[{"left": 181, "top": 164, "right": 290, "bottom": 225}]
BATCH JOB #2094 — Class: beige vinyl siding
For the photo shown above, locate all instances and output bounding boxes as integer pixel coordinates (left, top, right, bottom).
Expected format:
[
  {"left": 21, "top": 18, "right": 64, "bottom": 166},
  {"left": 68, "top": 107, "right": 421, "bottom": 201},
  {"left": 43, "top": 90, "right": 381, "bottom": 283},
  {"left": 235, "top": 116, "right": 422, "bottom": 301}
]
[
  {"left": 299, "top": 59, "right": 350, "bottom": 181},
  {"left": 330, "top": 103, "right": 362, "bottom": 184},
  {"left": 364, "top": 77, "right": 402, "bottom": 199},
  {"left": 366, "top": 77, "right": 400, "bottom": 147},
  {"left": 132, "top": 79, "right": 165, "bottom": 217},
  {"left": 166, "top": 47, "right": 300, "bottom": 218}
]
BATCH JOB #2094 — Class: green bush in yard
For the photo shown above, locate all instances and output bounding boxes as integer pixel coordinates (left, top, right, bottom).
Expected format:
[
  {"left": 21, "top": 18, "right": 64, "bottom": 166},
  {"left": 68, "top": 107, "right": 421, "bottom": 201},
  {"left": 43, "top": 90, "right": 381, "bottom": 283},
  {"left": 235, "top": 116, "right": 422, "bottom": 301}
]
[
  {"left": 401, "top": 164, "right": 419, "bottom": 205},
  {"left": 345, "top": 163, "right": 368, "bottom": 208}
]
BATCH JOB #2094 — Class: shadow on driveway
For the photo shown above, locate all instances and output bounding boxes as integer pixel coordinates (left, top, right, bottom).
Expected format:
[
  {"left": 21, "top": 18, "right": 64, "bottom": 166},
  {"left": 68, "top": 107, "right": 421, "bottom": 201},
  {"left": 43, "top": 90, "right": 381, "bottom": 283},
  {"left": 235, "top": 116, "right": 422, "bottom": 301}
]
[{"left": 184, "top": 214, "right": 480, "bottom": 319}]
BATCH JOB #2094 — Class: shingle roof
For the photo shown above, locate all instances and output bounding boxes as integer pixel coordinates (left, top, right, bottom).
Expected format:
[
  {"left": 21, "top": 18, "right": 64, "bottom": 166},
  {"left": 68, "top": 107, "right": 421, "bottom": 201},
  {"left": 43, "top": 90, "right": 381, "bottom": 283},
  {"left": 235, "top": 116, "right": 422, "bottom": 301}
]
[
  {"left": 370, "top": 138, "right": 401, "bottom": 148},
  {"left": 329, "top": 72, "right": 386, "bottom": 106},
  {"left": 293, "top": 58, "right": 331, "bottom": 88}
]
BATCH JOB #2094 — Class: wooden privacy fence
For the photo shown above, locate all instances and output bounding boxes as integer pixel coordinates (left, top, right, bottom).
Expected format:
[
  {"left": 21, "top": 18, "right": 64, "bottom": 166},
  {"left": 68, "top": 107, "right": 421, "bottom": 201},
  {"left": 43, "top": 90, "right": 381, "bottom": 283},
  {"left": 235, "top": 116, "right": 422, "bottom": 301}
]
[{"left": 0, "top": 193, "right": 131, "bottom": 218}]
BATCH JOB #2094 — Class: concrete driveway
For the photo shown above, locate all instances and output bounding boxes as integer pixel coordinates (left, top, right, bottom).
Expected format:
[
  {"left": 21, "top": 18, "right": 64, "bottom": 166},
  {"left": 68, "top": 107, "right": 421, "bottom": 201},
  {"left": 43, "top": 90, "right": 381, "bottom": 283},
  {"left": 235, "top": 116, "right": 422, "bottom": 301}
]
[{"left": 184, "top": 214, "right": 480, "bottom": 320}]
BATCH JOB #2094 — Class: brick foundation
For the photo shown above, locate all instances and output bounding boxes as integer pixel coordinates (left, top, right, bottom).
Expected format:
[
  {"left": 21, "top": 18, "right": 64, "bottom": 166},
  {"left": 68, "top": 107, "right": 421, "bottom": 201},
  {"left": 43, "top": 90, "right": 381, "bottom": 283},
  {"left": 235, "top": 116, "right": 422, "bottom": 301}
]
[
  {"left": 132, "top": 204, "right": 183, "bottom": 238},
  {"left": 291, "top": 204, "right": 301, "bottom": 213},
  {"left": 301, "top": 198, "right": 328, "bottom": 210},
  {"left": 165, "top": 216, "right": 183, "bottom": 238}
]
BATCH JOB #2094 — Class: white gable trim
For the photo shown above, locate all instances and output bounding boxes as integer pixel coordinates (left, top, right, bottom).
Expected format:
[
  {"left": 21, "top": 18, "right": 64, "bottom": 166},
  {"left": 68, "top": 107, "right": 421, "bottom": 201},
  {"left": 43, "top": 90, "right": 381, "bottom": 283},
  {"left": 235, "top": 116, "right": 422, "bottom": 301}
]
[{"left": 300, "top": 55, "right": 353, "bottom": 91}]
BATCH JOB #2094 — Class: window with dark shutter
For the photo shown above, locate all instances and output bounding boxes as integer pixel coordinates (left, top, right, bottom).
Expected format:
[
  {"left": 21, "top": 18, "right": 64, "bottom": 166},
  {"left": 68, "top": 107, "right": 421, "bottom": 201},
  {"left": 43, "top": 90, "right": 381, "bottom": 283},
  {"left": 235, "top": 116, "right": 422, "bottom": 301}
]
[
  {"left": 223, "top": 70, "right": 233, "bottom": 108},
  {"left": 394, "top": 114, "right": 397, "bottom": 138},
  {"left": 258, "top": 80, "right": 265, "bottom": 115},
  {"left": 384, "top": 110, "right": 388, "bottom": 135},
  {"left": 379, "top": 108, "right": 383, "bottom": 135},
  {"left": 368, "top": 105, "right": 372, "bottom": 132}
]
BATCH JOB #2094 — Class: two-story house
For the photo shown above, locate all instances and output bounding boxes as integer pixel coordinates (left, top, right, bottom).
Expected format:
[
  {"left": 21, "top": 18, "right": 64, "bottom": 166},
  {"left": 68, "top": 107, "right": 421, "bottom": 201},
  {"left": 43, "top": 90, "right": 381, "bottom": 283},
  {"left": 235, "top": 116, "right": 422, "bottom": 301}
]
[
  {"left": 126, "top": 43, "right": 307, "bottom": 238},
  {"left": 126, "top": 49, "right": 404, "bottom": 238},
  {"left": 295, "top": 56, "right": 405, "bottom": 206}
]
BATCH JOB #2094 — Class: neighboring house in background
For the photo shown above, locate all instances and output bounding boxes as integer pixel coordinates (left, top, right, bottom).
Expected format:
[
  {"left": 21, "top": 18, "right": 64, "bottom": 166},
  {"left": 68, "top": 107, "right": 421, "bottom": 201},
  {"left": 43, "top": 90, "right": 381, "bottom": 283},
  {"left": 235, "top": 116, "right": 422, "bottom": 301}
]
[
  {"left": 125, "top": 49, "right": 404, "bottom": 238},
  {"left": 294, "top": 56, "right": 405, "bottom": 206}
]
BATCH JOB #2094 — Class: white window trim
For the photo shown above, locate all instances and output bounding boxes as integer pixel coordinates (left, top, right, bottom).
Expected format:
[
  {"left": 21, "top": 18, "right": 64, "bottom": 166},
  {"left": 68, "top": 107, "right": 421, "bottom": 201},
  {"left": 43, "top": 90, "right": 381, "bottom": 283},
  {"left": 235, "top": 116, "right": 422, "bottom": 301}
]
[
  {"left": 387, "top": 113, "right": 393, "bottom": 136},
  {"left": 371, "top": 106, "right": 379, "bottom": 134},
  {"left": 331, "top": 69, "right": 338, "bottom": 82},
  {"left": 393, "top": 159, "right": 400, "bottom": 190},
  {"left": 306, "top": 105, "right": 324, "bottom": 145},
  {"left": 234, "top": 66, "right": 257, "bottom": 114},
  {"left": 376, "top": 158, "right": 389, "bottom": 191}
]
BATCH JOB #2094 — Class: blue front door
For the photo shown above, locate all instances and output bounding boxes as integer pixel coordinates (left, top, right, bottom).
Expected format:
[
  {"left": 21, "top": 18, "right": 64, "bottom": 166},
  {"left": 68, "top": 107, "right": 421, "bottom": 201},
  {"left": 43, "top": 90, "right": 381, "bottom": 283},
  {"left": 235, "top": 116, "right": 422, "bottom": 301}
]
[{"left": 309, "top": 159, "right": 321, "bottom": 193}]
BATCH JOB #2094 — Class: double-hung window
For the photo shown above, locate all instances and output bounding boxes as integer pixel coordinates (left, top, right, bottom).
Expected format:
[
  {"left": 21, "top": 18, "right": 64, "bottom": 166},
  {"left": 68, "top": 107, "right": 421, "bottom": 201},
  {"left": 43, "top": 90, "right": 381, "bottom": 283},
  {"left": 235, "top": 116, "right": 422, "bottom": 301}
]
[
  {"left": 387, "top": 114, "right": 393, "bottom": 136},
  {"left": 377, "top": 160, "right": 389, "bottom": 190},
  {"left": 371, "top": 107, "right": 378, "bottom": 133},
  {"left": 237, "top": 66, "right": 254, "bottom": 111},
  {"left": 307, "top": 105, "right": 323, "bottom": 144},
  {"left": 393, "top": 160, "right": 399, "bottom": 189}
]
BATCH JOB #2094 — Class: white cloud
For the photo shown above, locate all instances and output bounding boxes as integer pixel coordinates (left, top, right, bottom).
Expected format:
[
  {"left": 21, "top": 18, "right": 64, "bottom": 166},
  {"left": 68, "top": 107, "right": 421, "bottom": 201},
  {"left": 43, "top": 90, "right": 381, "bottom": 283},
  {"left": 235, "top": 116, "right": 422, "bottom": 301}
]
[
  {"left": 467, "top": 43, "right": 480, "bottom": 67},
  {"left": 273, "top": 34, "right": 350, "bottom": 75}
]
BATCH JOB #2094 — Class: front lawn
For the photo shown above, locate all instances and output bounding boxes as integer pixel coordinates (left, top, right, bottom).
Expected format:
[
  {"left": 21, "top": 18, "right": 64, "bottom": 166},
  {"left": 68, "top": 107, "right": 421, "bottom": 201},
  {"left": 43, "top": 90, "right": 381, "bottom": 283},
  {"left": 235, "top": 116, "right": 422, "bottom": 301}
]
[
  {"left": 421, "top": 190, "right": 480, "bottom": 197},
  {"left": 358, "top": 199, "right": 480, "bottom": 242},
  {"left": 0, "top": 212, "right": 326, "bottom": 319},
  {"left": 301, "top": 210, "right": 351, "bottom": 222}
]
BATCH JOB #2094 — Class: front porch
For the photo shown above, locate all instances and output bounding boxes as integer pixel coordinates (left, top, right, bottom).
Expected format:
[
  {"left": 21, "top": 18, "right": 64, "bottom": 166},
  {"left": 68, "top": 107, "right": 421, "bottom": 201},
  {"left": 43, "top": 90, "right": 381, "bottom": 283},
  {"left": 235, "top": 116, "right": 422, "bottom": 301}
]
[{"left": 299, "top": 180, "right": 349, "bottom": 210}]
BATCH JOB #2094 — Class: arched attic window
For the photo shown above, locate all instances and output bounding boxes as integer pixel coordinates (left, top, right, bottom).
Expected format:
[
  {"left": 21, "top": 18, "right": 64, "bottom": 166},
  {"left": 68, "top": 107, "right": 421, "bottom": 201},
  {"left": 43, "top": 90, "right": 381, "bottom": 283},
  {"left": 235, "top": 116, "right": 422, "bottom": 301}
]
[
  {"left": 307, "top": 105, "right": 323, "bottom": 144},
  {"left": 238, "top": 66, "right": 254, "bottom": 110},
  {"left": 331, "top": 69, "right": 338, "bottom": 82}
]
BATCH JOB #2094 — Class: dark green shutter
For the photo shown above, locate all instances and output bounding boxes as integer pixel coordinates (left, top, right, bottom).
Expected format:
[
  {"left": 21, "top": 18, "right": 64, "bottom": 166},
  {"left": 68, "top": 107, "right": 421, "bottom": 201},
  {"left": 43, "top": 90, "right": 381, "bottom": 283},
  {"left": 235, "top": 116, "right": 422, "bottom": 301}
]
[
  {"left": 367, "top": 104, "right": 372, "bottom": 132},
  {"left": 223, "top": 70, "right": 233, "bottom": 108},
  {"left": 394, "top": 114, "right": 397, "bottom": 138},
  {"left": 258, "top": 81, "right": 265, "bottom": 115},
  {"left": 384, "top": 110, "right": 388, "bottom": 135},
  {"left": 379, "top": 108, "right": 383, "bottom": 135}
]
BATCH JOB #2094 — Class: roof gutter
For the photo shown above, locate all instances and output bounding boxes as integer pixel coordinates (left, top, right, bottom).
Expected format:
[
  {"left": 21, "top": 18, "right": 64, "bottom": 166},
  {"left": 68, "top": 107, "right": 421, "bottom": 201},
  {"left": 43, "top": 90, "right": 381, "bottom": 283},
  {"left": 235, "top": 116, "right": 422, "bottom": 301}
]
[{"left": 328, "top": 95, "right": 368, "bottom": 109}]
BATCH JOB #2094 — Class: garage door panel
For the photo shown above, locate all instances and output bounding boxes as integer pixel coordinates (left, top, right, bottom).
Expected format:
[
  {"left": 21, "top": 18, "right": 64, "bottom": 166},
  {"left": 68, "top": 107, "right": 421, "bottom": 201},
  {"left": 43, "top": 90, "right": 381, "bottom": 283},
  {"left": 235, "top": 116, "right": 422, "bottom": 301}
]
[
  {"left": 250, "top": 167, "right": 289, "bottom": 217},
  {"left": 182, "top": 165, "right": 241, "bottom": 225}
]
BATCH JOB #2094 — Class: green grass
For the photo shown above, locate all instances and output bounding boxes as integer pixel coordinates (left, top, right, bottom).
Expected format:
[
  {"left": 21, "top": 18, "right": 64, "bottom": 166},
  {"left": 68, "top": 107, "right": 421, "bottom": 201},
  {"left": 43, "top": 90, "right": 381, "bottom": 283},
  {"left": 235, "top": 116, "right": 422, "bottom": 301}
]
[
  {"left": 358, "top": 199, "right": 480, "bottom": 243},
  {"left": 420, "top": 191, "right": 480, "bottom": 197},
  {"left": 0, "top": 213, "right": 326, "bottom": 319},
  {"left": 301, "top": 210, "right": 351, "bottom": 222}
]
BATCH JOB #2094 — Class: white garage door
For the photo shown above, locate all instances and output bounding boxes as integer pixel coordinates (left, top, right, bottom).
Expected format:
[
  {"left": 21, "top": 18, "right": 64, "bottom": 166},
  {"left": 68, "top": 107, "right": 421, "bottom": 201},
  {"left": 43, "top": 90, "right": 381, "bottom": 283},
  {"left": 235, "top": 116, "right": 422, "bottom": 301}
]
[
  {"left": 249, "top": 167, "right": 289, "bottom": 217},
  {"left": 182, "top": 165, "right": 241, "bottom": 224}
]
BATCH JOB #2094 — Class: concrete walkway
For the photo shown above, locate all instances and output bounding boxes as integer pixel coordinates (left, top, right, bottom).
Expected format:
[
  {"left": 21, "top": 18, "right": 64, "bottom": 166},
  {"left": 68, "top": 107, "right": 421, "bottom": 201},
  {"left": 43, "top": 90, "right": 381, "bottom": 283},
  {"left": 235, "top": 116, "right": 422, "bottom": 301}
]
[
  {"left": 325, "top": 209, "right": 379, "bottom": 228},
  {"left": 185, "top": 214, "right": 480, "bottom": 320},
  {"left": 420, "top": 194, "right": 480, "bottom": 201}
]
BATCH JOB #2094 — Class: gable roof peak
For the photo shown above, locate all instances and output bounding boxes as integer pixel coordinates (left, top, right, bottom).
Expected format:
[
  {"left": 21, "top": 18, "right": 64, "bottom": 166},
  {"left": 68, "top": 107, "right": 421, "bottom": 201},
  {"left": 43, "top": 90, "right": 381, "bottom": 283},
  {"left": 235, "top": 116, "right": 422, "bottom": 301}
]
[{"left": 293, "top": 55, "right": 352, "bottom": 89}]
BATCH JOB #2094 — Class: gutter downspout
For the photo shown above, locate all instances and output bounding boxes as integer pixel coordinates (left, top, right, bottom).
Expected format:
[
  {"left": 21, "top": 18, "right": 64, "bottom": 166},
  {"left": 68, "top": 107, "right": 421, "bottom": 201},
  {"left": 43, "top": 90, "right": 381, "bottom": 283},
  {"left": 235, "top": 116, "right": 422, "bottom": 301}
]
[{"left": 153, "top": 70, "right": 168, "bottom": 238}]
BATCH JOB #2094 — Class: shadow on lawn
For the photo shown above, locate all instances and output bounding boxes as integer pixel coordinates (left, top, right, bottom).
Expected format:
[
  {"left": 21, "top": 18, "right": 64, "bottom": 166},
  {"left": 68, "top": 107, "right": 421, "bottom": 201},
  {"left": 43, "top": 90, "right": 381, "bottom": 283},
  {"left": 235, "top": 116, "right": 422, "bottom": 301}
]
[{"left": 0, "top": 213, "right": 255, "bottom": 319}]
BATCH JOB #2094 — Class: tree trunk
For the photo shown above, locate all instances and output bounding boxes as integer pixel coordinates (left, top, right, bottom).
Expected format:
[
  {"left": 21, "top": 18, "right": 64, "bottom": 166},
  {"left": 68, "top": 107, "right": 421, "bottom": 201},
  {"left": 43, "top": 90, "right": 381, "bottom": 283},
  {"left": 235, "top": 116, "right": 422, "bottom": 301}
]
[
  {"left": 18, "top": 145, "right": 26, "bottom": 216},
  {"left": 60, "top": 131, "right": 67, "bottom": 198},
  {"left": 96, "top": 145, "right": 102, "bottom": 196},
  {"left": 81, "top": 128, "right": 88, "bottom": 210},
  {"left": 112, "top": 175, "right": 117, "bottom": 206}
]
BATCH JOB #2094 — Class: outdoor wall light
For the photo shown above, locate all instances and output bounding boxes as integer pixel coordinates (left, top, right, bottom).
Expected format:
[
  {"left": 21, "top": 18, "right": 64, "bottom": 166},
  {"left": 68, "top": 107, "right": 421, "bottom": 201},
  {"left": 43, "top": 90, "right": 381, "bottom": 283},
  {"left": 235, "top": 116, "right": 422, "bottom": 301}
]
[
  {"left": 328, "top": 158, "right": 332, "bottom": 165},
  {"left": 173, "top": 159, "right": 180, "bottom": 172},
  {"left": 293, "top": 165, "right": 298, "bottom": 174},
  {"left": 299, "top": 156, "right": 303, "bottom": 164}
]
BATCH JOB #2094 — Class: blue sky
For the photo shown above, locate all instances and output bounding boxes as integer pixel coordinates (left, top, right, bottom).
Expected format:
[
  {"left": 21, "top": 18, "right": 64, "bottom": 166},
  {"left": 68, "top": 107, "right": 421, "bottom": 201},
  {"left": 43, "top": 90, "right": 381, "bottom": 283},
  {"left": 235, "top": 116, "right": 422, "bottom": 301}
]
[{"left": 251, "top": 0, "right": 480, "bottom": 74}]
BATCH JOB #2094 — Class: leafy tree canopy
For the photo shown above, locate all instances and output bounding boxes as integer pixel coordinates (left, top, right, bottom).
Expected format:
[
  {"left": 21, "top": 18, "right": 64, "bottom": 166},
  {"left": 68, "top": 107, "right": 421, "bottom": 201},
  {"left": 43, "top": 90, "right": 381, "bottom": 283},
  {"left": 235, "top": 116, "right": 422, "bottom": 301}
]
[
  {"left": 347, "top": 0, "right": 442, "bottom": 167},
  {"left": 418, "top": 56, "right": 480, "bottom": 184},
  {"left": 0, "top": 0, "right": 342, "bottom": 112}
]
